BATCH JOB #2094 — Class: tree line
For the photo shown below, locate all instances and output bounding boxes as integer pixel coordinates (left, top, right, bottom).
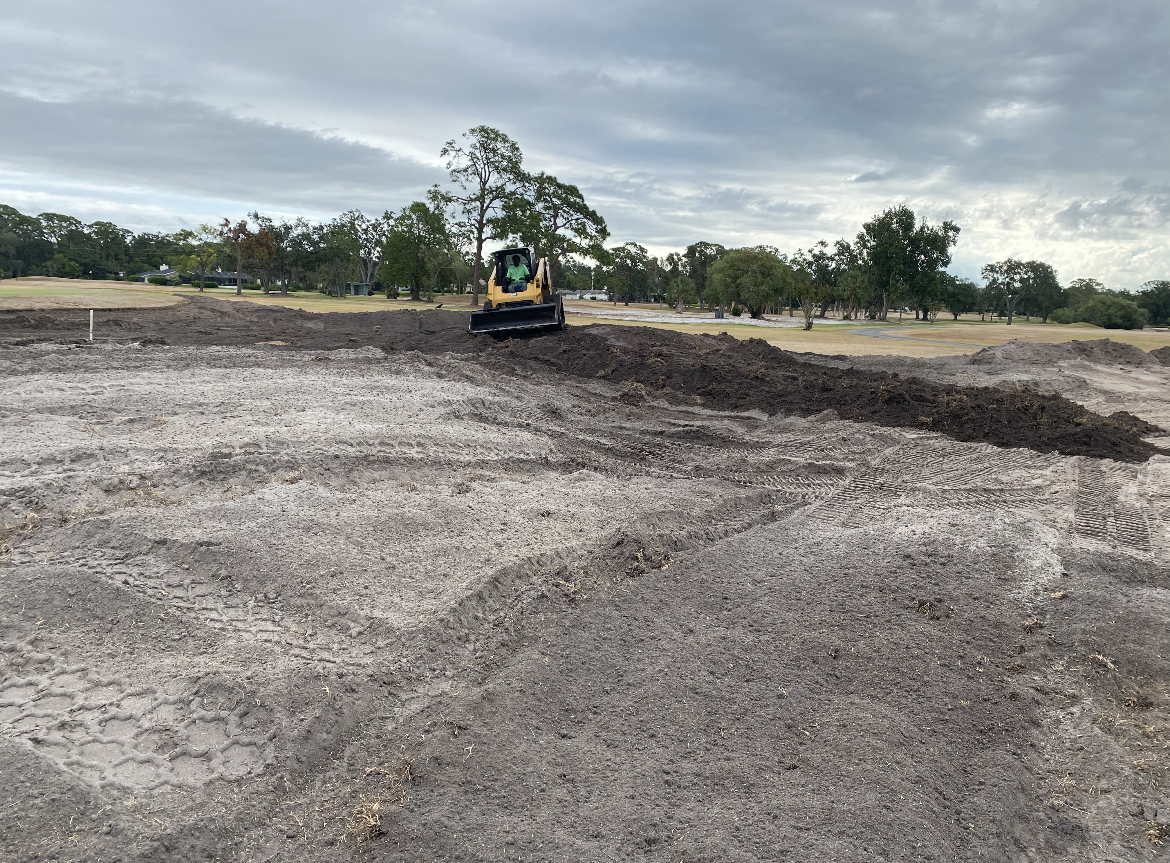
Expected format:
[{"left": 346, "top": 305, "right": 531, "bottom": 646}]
[
  {"left": 1, "top": 125, "right": 1166, "bottom": 328},
  {"left": 575, "top": 209, "right": 1165, "bottom": 330}
]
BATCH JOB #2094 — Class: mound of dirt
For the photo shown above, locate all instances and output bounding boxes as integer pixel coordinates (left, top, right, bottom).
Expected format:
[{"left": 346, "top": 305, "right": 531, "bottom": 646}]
[
  {"left": 1, "top": 298, "right": 1163, "bottom": 462},
  {"left": 494, "top": 327, "right": 1163, "bottom": 462},
  {"left": 1151, "top": 345, "right": 1170, "bottom": 367},
  {"left": 0, "top": 296, "right": 472, "bottom": 354},
  {"left": 969, "top": 338, "right": 1158, "bottom": 368}
]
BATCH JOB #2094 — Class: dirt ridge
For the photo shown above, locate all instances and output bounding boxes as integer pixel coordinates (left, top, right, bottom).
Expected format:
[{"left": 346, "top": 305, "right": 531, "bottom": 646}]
[{"left": 1, "top": 298, "right": 1164, "bottom": 462}]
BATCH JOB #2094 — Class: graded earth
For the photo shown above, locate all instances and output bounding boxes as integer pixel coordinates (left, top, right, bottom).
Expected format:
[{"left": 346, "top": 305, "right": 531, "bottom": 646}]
[{"left": 1, "top": 301, "right": 1168, "bottom": 862}]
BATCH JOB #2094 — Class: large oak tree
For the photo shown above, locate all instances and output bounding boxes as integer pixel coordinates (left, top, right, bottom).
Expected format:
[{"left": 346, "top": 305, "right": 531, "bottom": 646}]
[{"left": 441, "top": 127, "right": 527, "bottom": 307}]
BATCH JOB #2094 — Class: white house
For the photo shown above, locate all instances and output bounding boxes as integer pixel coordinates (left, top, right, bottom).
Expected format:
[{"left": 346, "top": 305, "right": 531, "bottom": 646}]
[{"left": 136, "top": 266, "right": 181, "bottom": 282}]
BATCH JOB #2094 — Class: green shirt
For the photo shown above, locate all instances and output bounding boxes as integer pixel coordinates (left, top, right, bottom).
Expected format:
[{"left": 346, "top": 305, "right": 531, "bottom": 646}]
[{"left": 506, "top": 262, "right": 530, "bottom": 283}]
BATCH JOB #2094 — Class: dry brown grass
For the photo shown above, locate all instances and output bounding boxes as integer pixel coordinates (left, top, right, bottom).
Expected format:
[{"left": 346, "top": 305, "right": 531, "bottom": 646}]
[
  {"left": 565, "top": 310, "right": 1170, "bottom": 358},
  {"left": 1147, "top": 821, "right": 1169, "bottom": 846},
  {"left": 346, "top": 798, "right": 385, "bottom": 845},
  {"left": 169, "top": 286, "right": 458, "bottom": 315},
  {"left": 0, "top": 277, "right": 186, "bottom": 310},
  {"left": 0, "top": 277, "right": 464, "bottom": 314},
  {"left": 342, "top": 755, "right": 414, "bottom": 847},
  {"left": 0, "top": 510, "right": 44, "bottom": 557}
]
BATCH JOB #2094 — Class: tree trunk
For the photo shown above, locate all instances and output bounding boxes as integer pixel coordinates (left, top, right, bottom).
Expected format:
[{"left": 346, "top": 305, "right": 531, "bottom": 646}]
[
  {"left": 470, "top": 221, "right": 484, "bottom": 308},
  {"left": 411, "top": 274, "right": 421, "bottom": 303},
  {"left": 1003, "top": 293, "right": 1025, "bottom": 325},
  {"left": 235, "top": 247, "right": 242, "bottom": 296},
  {"left": 198, "top": 266, "right": 205, "bottom": 292}
]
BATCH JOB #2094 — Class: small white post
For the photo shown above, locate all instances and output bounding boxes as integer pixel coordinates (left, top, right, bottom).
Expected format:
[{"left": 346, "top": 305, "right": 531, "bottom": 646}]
[{"left": 89, "top": 309, "right": 93, "bottom": 342}]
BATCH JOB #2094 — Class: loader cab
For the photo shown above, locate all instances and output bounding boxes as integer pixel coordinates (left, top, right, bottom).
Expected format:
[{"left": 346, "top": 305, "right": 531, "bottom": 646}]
[{"left": 494, "top": 248, "right": 535, "bottom": 294}]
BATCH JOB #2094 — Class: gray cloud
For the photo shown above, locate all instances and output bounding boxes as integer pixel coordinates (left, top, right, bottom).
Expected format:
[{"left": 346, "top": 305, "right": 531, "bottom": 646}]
[
  {"left": 0, "top": 0, "right": 1167, "bottom": 286},
  {"left": 1053, "top": 191, "right": 1170, "bottom": 237},
  {"left": 0, "top": 91, "right": 441, "bottom": 217}
]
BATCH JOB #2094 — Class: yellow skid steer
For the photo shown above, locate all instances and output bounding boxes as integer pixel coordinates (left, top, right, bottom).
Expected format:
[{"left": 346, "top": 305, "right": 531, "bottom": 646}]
[{"left": 469, "top": 247, "right": 565, "bottom": 334}]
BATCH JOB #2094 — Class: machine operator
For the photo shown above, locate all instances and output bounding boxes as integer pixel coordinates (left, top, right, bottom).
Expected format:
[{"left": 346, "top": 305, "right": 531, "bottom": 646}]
[{"left": 505, "top": 254, "right": 530, "bottom": 292}]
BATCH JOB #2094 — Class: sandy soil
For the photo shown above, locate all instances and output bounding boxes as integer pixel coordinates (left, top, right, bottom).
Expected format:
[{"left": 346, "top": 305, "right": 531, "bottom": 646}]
[{"left": 1, "top": 306, "right": 1168, "bottom": 862}]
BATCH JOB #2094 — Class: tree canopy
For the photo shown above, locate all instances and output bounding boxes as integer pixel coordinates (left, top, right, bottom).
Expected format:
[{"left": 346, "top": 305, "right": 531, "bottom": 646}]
[
  {"left": 709, "top": 247, "right": 792, "bottom": 319},
  {"left": 855, "top": 206, "right": 959, "bottom": 320},
  {"left": 440, "top": 126, "right": 527, "bottom": 306},
  {"left": 1137, "top": 280, "right": 1170, "bottom": 326},
  {"left": 381, "top": 200, "right": 451, "bottom": 302}
]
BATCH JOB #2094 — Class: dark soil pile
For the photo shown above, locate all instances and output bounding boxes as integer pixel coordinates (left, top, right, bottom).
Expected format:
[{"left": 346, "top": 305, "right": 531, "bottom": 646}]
[
  {"left": 1151, "top": 345, "right": 1170, "bottom": 367},
  {"left": 494, "top": 327, "right": 1164, "bottom": 462},
  {"left": 1, "top": 297, "right": 1163, "bottom": 462}
]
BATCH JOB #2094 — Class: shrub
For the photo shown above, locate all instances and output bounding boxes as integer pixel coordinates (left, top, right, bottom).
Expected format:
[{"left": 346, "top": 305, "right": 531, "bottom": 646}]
[
  {"left": 1079, "top": 296, "right": 1147, "bottom": 329},
  {"left": 147, "top": 275, "right": 168, "bottom": 285},
  {"left": 730, "top": 305, "right": 743, "bottom": 316},
  {"left": 386, "top": 285, "right": 400, "bottom": 299},
  {"left": 1049, "top": 297, "right": 1147, "bottom": 329},
  {"left": 709, "top": 247, "right": 788, "bottom": 318},
  {"left": 48, "top": 255, "right": 84, "bottom": 279},
  {"left": 1137, "top": 280, "right": 1170, "bottom": 326}
]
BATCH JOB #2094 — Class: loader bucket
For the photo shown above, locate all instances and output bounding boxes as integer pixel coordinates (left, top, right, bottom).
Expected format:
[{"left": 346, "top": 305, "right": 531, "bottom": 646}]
[{"left": 469, "top": 299, "right": 564, "bottom": 335}]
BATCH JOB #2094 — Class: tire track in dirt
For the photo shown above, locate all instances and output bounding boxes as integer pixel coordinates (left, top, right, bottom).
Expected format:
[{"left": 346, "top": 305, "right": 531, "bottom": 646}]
[
  {"left": 0, "top": 629, "right": 275, "bottom": 791},
  {"left": 378, "top": 482, "right": 801, "bottom": 738},
  {"left": 808, "top": 442, "right": 1067, "bottom": 524},
  {"left": 1073, "top": 461, "right": 1156, "bottom": 558},
  {"left": 9, "top": 543, "right": 373, "bottom": 668}
]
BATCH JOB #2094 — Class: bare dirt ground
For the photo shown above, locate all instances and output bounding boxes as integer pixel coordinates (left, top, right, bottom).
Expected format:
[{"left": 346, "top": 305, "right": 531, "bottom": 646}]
[{"left": 1, "top": 300, "right": 1169, "bottom": 862}]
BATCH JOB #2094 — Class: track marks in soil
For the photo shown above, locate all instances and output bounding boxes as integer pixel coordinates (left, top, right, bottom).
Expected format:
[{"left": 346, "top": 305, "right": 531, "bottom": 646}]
[
  {"left": 0, "top": 633, "right": 274, "bottom": 791},
  {"left": 813, "top": 443, "right": 1067, "bottom": 524},
  {"left": 382, "top": 485, "right": 795, "bottom": 736},
  {"left": 13, "top": 546, "right": 376, "bottom": 668},
  {"left": 1073, "top": 462, "right": 1158, "bottom": 558}
]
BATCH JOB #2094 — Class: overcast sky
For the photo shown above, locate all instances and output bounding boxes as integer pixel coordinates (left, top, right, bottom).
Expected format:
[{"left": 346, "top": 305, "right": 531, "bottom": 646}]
[{"left": 1, "top": 1, "right": 1166, "bottom": 287}]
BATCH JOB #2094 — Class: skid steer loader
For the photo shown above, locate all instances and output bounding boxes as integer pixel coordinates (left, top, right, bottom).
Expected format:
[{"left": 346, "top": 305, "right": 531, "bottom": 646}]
[{"left": 468, "top": 247, "right": 565, "bottom": 335}]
